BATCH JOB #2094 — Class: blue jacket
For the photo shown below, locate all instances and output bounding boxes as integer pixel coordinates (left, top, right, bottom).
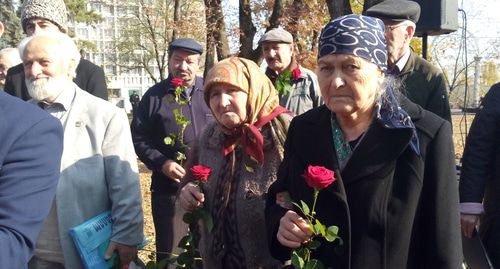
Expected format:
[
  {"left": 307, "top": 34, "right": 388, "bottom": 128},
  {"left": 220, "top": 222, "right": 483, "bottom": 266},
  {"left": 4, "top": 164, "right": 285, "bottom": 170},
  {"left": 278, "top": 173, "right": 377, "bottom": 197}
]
[
  {"left": 131, "top": 75, "right": 213, "bottom": 193},
  {"left": 0, "top": 91, "right": 63, "bottom": 269}
]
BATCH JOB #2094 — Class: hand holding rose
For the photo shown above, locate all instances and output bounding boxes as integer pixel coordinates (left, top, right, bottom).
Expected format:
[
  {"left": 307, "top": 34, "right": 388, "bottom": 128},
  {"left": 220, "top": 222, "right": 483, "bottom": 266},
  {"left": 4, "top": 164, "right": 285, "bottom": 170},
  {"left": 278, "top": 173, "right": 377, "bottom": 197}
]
[
  {"left": 277, "top": 165, "right": 339, "bottom": 269},
  {"left": 277, "top": 210, "right": 313, "bottom": 248},
  {"left": 179, "top": 165, "right": 211, "bottom": 211},
  {"left": 179, "top": 182, "right": 205, "bottom": 211}
]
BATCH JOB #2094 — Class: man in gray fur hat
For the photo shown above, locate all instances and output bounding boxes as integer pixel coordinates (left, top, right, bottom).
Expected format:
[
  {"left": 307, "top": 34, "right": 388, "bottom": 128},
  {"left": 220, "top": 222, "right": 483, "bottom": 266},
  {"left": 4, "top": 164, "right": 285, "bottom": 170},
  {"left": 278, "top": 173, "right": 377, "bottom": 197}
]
[
  {"left": 4, "top": 0, "right": 108, "bottom": 101},
  {"left": 366, "top": 0, "right": 451, "bottom": 122}
]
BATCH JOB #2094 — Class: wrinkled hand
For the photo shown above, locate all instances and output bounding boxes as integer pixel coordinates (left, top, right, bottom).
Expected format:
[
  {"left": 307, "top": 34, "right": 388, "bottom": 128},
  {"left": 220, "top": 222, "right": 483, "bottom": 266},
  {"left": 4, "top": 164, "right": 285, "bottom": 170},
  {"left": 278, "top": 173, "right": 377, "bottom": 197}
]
[
  {"left": 104, "top": 241, "right": 137, "bottom": 268},
  {"left": 161, "top": 159, "right": 185, "bottom": 182},
  {"left": 461, "top": 213, "right": 480, "bottom": 238},
  {"left": 277, "top": 210, "right": 313, "bottom": 248},
  {"left": 276, "top": 191, "right": 293, "bottom": 209},
  {"left": 179, "top": 182, "right": 205, "bottom": 211}
]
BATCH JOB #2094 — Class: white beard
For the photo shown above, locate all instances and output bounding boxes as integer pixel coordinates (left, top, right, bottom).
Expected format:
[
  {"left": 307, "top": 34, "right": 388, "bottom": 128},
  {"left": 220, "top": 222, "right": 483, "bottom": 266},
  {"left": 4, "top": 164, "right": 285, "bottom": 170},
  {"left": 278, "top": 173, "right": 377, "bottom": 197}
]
[{"left": 25, "top": 76, "right": 70, "bottom": 102}]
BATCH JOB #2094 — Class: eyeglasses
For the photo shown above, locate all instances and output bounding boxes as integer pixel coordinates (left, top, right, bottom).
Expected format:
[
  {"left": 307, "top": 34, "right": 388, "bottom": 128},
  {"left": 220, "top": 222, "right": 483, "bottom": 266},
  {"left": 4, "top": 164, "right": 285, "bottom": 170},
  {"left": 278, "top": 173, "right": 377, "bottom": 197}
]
[{"left": 384, "top": 23, "right": 405, "bottom": 32}]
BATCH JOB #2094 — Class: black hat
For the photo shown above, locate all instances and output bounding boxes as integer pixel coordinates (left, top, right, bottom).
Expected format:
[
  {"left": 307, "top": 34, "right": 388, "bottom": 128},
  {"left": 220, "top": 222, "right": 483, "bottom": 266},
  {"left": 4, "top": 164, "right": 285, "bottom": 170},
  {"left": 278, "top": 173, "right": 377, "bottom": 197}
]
[
  {"left": 365, "top": 0, "right": 421, "bottom": 24},
  {"left": 168, "top": 38, "right": 203, "bottom": 54}
]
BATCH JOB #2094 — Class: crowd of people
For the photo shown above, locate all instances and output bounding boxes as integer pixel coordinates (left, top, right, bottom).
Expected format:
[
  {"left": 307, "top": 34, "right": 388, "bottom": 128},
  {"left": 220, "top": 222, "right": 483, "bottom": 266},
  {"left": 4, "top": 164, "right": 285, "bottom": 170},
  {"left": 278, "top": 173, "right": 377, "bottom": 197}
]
[{"left": 1, "top": 0, "right": 498, "bottom": 268}]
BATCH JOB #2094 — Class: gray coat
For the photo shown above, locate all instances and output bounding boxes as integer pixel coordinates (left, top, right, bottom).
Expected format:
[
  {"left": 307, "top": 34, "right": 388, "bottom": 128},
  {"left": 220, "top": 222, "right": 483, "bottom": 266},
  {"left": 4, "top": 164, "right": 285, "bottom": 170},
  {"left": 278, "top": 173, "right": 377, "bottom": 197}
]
[
  {"left": 32, "top": 87, "right": 144, "bottom": 268},
  {"left": 266, "top": 66, "right": 322, "bottom": 115},
  {"left": 187, "top": 119, "right": 289, "bottom": 269}
]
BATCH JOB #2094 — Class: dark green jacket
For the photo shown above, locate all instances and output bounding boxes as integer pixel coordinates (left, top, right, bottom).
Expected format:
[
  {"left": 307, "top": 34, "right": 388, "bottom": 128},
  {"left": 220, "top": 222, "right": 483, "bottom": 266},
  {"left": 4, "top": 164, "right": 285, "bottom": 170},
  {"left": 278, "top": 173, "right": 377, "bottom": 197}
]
[{"left": 399, "top": 51, "right": 451, "bottom": 122}]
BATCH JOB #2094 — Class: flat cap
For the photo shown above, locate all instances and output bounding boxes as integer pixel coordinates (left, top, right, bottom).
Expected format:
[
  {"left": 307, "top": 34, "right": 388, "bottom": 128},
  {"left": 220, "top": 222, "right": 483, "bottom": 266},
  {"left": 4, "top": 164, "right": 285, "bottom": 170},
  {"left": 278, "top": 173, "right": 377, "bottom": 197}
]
[
  {"left": 258, "top": 28, "right": 293, "bottom": 45},
  {"left": 365, "top": 0, "right": 421, "bottom": 24},
  {"left": 168, "top": 38, "right": 203, "bottom": 54}
]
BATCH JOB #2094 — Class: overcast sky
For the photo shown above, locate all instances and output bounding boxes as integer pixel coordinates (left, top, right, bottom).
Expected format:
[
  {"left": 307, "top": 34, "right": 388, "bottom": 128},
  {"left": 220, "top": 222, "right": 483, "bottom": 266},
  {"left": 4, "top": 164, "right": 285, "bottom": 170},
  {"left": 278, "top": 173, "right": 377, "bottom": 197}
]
[{"left": 458, "top": 0, "right": 500, "bottom": 54}]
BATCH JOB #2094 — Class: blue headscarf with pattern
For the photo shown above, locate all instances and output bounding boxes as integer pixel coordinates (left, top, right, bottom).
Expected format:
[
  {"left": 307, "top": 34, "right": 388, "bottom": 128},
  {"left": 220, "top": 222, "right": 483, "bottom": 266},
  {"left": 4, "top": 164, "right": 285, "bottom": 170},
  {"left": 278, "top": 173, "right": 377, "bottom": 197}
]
[
  {"left": 318, "top": 14, "right": 388, "bottom": 72},
  {"left": 320, "top": 14, "right": 420, "bottom": 156}
]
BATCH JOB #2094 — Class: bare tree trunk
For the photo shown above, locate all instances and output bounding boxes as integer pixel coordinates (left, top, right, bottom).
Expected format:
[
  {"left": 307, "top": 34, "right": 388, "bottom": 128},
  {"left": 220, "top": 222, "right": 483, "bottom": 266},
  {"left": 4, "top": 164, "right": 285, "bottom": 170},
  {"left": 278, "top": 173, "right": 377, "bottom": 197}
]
[
  {"left": 325, "top": 0, "right": 352, "bottom": 19},
  {"left": 239, "top": 0, "right": 288, "bottom": 62},
  {"left": 215, "top": 7, "right": 230, "bottom": 61},
  {"left": 238, "top": 0, "right": 257, "bottom": 60},
  {"left": 142, "top": 0, "right": 167, "bottom": 80},
  {"left": 311, "top": 30, "right": 318, "bottom": 52},
  {"left": 287, "top": 0, "right": 304, "bottom": 49},
  {"left": 204, "top": 0, "right": 230, "bottom": 77},
  {"left": 173, "top": 0, "right": 180, "bottom": 40},
  {"left": 268, "top": 0, "right": 285, "bottom": 29},
  {"left": 204, "top": 0, "right": 217, "bottom": 77}
]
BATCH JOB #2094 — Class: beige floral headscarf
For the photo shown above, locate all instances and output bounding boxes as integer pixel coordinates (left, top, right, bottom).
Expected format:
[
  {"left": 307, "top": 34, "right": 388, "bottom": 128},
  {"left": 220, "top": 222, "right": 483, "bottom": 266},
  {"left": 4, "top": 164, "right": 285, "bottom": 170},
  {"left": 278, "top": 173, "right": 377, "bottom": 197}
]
[{"left": 204, "top": 57, "right": 287, "bottom": 164}]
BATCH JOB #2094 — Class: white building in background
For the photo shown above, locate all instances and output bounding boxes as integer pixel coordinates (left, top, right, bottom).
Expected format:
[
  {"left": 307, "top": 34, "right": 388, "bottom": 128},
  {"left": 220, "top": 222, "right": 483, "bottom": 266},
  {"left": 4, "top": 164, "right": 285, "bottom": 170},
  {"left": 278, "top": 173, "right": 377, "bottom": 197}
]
[{"left": 70, "top": 0, "right": 158, "bottom": 112}]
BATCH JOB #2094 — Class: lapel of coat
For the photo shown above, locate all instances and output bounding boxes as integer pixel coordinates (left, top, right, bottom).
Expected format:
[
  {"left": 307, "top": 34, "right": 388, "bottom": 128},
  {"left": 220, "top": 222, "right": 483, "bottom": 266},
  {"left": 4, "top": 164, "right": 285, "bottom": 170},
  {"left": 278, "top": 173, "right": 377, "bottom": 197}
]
[
  {"left": 61, "top": 88, "right": 90, "bottom": 169},
  {"left": 297, "top": 106, "right": 347, "bottom": 203},
  {"left": 340, "top": 120, "right": 414, "bottom": 185},
  {"left": 399, "top": 50, "right": 416, "bottom": 78}
]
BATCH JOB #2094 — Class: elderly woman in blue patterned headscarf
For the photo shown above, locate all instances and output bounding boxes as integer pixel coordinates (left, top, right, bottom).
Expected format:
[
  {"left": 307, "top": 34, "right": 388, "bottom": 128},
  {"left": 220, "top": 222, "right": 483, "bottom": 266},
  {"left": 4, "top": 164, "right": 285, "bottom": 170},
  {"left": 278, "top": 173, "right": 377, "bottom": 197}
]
[{"left": 265, "top": 14, "right": 462, "bottom": 269}]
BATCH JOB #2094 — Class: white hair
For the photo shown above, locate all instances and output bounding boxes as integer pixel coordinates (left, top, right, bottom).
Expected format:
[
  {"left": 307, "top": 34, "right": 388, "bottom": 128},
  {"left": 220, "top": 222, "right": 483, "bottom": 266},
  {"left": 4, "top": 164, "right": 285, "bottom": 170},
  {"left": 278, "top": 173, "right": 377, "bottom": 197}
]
[
  {"left": 0, "top": 48, "right": 22, "bottom": 66},
  {"left": 18, "top": 31, "right": 81, "bottom": 78},
  {"left": 375, "top": 74, "right": 404, "bottom": 107}
]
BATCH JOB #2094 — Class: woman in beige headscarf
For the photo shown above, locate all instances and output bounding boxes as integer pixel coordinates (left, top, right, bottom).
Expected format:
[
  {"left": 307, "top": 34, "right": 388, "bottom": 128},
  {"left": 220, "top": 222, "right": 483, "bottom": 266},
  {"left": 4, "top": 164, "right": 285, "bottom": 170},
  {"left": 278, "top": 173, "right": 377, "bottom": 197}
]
[{"left": 179, "top": 57, "right": 291, "bottom": 268}]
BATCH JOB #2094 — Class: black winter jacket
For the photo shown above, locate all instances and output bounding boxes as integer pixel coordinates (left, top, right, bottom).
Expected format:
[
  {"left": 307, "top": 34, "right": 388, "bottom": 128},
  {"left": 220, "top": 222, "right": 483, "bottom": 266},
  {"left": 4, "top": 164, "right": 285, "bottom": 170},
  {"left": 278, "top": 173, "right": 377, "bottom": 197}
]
[{"left": 266, "top": 96, "right": 462, "bottom": 269}]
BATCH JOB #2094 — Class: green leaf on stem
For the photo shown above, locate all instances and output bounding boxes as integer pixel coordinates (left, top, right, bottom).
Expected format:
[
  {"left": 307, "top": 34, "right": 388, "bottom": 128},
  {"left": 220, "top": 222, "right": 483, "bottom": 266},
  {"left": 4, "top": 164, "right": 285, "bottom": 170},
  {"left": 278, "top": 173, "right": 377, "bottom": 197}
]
[
  {"left": 145, "top": 261, "right": 156, "bottom": 269},
  {"left": 175, "top": 152, "right": 186, "bottom": 162},
  {"left": 291, "top": 249, "right": 305, "bottom": 269},
  {"left": 306, "top": 239, "right": 321, "bottom": 250},
  {"left": 177, "top": 233, "right": 193, "bottom": 248},
  {"left": 183, "top": 212, "right": 193, "bottom": 223},
  {"left": 300, "top": 200, "right": 310, "bottom": 216},
  {"left": 314, "top": 219, "right": 326, "bottom": 237},
  {"left": 282, "top": 84, "right": 293, "bottom": 96},
  {"left": 164, "top": 136, "right": 174, "bottom": 145},
  {"left": 305, "top": 259, "right": 325, "bottom": 269},
  {"left": 325, "top": 225, "right": 339, "bottom": 242},
  {"left": 200, "top": 209, "right": 213, "bottom": 232},
  {"left": 177, "top": 252, "right": 191, "bottom": 265},
  {"left": 156, "top": 258, "right": 171, "bottom": 269}
]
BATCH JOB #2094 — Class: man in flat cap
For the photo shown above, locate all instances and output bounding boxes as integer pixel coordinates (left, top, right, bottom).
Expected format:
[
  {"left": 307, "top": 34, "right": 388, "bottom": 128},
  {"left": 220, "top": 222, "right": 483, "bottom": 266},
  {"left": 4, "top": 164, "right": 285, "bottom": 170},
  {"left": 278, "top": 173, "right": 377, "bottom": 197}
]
[
  {"left": 4, "top": 0, "right": 108, "bottom": 101},
  {"left": 259, "top": 28, "right": 321, "bottom": 115},
  {"left": 366, "top": 0, "right": 451, "bottom": 122},
  {"left": 131, "top": 37, "right": 212, "bottom": 262}
]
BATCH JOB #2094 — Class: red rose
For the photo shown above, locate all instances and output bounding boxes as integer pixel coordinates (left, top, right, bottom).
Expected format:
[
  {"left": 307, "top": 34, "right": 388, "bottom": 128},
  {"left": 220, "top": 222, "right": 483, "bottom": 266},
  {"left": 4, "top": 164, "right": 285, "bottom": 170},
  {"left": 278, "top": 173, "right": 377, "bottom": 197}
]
[
  {"left": 190, "top": 165, "right": 211, "bottom": 183},
  {"left": 171, "top": 77, "right": 184, "bottom": 87},
  {"left": 302, "top": 165, "right": 335, "bottom": 189},
  {"left": 292, "top": 67, "right": 301, "bottom": 81}
]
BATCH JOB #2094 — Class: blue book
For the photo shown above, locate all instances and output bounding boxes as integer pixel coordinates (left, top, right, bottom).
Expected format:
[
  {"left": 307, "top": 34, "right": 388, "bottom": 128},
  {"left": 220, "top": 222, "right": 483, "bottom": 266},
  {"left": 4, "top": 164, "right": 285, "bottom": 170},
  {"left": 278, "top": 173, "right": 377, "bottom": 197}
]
[{"left": 69, "top": 211, "right": 117, "bottom": 269}]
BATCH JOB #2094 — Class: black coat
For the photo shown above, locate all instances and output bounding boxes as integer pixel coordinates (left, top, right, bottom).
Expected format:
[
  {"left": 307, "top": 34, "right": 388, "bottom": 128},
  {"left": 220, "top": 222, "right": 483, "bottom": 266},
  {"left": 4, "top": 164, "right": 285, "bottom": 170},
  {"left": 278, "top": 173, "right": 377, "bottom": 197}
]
[
  {"left": 4, "top": 58, "right": 108, "bottom": 101},
  {"left": 266, "top": 97, "right": 462, "bottom": 269},
  {"left": 459, "top": 83, "right": 500, "bottom": 268},
  {"left": 460, "top": 83, "right": 500, "bottom": 224},
  {"left": 399, "top": 51, "right": 451, "bottom": 123}
]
